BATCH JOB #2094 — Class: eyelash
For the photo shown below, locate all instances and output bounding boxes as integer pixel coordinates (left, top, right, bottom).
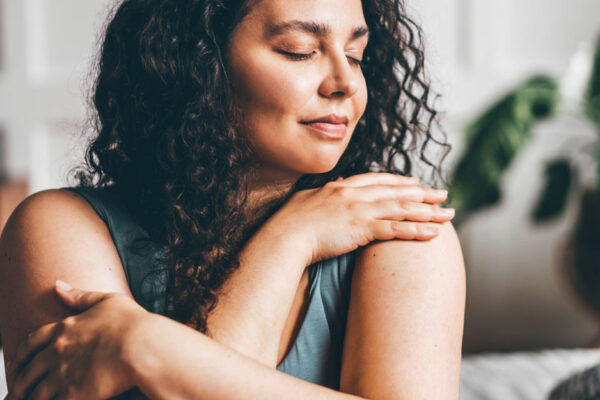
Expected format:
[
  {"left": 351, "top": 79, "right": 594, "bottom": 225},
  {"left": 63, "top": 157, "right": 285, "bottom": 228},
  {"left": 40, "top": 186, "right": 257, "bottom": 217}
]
[{"left": 279, "top": 50, "right": 363, "bottom": 67}]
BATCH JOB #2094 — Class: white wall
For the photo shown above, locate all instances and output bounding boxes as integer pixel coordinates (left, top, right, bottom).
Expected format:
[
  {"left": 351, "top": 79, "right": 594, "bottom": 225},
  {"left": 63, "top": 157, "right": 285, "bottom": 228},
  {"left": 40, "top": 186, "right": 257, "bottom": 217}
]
[{"left": 0, "top": 0, "right": 113, "bottom": 192}]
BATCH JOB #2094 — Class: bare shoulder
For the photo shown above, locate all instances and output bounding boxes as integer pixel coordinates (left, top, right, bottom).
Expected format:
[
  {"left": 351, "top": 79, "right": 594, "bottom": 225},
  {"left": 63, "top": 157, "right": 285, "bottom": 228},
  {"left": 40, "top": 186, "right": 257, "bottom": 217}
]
[
  {"left": 341, "top": 222, "right": 465, "bottom": 398},
  {"left": 0, "top": 189, "right": 132, "bottom": 359},
  {"left": 354, "top": 221, "right": 463, "bottom": 281},
  {"left": 351, "top": 221, "right": 465, "bottom": 314},
  {"left": 3, "top": 188, "right": 107, "bottom": 242}
]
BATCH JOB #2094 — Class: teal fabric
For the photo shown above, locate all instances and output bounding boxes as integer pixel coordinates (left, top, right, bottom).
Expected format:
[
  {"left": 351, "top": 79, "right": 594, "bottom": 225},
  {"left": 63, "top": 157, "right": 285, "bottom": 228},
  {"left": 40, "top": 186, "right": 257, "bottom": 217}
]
[{"left": 64, "top": 186, "right": 356, "bottom": 390}]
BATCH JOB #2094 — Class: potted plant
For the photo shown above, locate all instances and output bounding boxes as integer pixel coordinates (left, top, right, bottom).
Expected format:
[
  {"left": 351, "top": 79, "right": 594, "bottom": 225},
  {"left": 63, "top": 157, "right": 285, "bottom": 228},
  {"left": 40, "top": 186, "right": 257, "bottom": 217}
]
[{"left": 449, "top": 33, "right": 600, "bottom": 317}]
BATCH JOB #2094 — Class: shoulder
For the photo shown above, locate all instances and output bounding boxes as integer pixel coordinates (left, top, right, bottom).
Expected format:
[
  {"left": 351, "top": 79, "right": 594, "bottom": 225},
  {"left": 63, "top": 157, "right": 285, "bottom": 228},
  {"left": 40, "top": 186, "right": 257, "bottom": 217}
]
[
  {"left": 1, "top": 189, "right": 120, "bottom": 260},
  {"left": 349, "top": 221, "right": 465, "bottom": 327},
  {"left": 0, "top": 189, "right": 132, "bottom": 356},
  {"left": 5, "top": 188, "right": 106, "bottom": 233},
  {"left": 353, "top": 221, "right": 464, "bottom": 283},
  {"left": 0, "top": 188, "right": 128, "bottom": 284},
  {"left": 340, "top": 222, "right": 465, "bottom": 397}
]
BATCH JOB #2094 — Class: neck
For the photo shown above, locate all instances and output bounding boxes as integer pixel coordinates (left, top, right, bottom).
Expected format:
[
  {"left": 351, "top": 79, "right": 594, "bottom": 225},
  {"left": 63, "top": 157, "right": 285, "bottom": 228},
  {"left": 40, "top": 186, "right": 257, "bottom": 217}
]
[{"left": 243, "top": 171, "right": 298, "bottom": 228}]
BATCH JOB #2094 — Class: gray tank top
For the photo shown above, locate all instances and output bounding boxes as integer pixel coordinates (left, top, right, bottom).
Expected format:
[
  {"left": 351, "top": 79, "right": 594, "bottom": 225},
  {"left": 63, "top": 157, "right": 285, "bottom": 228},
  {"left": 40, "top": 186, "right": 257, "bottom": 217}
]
[{"left": 65, "top": 186, "right": 356, "bottom": 389}]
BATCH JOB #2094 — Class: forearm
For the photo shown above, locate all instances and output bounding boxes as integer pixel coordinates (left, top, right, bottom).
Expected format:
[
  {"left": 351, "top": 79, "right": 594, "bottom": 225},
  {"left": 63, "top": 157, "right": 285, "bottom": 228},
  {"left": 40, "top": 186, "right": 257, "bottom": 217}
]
[
  {"left": 206, "top": 225, "right": 308, "bottom": 366},
  {"left": 131, "top": 313, "right": 363, "bottom": 400}
]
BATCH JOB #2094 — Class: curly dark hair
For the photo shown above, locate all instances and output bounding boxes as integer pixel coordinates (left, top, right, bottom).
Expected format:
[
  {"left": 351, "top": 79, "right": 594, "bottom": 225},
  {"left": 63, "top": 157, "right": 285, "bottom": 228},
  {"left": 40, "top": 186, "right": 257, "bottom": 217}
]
[{"left": 75, "top": 0, "right": 450, "bottom": 333}]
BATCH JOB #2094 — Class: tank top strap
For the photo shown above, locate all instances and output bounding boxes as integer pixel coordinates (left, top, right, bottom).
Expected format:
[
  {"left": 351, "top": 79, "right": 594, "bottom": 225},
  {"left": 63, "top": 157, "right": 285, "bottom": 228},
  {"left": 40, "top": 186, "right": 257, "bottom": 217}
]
[
  {"left": 63, "top": 186, "right": 170, "bottom": 314},
  {"left": 319, "top": 251, "right": 356, "bottom": 326}
]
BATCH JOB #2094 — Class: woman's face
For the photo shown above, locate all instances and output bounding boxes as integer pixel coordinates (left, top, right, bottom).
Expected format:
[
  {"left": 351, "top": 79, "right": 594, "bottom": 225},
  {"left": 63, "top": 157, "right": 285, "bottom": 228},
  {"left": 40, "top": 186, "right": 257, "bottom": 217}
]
[{"left": 227, "top": 0, "right": 369, "bottom": 183}]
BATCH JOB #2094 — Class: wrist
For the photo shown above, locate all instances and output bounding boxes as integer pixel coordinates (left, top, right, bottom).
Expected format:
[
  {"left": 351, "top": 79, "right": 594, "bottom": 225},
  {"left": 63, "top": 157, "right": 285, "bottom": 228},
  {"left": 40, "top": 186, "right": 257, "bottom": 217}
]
[
  {"left": 253, "top": 219, "right": 314, "bottom": 268},
  {"left": 121, "top": 311, "right": 162, "bottom": 392}
]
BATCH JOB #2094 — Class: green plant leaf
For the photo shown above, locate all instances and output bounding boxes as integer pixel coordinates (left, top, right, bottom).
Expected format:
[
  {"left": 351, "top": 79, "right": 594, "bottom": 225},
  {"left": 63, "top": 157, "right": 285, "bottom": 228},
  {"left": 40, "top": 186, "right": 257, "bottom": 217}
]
[
  {"left": 584, "top": 33, "right": 600, "bottom": 128},
  {"left": 449, "top": 75, "right": 560, "bottom": 217},
  {"left": 531, "top": 159, "right": 574, "bottom": 222}
]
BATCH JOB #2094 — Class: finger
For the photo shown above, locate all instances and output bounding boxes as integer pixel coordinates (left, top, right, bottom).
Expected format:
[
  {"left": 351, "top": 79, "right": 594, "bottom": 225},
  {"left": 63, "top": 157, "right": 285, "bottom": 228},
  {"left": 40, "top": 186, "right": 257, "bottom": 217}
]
[
  {"left": 10, "top": 349, "right": 52, "bottom": 400},
  {"left": 371, "top": 200, "right": 455, "bottom": 223},
  {"left": 340, "top": 184, "right": 448, "bottom": 204},
  {"left": 26, "top": 372, "right": 58, "bottom": 400},
  {"left": 55, "top": 280, "right": 109, "bottom": 311},
  {"left": 338, "top": 172, "right": 419, "bottom": 187},
  {"left": 371, "top": 220, "right": 441, "bottom": 241},
  {"left": 10, "top": 324, "right": 57, "bottom": 377}
]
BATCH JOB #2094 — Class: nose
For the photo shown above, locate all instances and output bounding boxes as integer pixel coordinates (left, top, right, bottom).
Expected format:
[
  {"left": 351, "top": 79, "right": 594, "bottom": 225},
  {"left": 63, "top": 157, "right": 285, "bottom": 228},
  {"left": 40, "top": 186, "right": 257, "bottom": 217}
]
[{"left": 318, "top": 52, "right": 360, "bottom": 99}]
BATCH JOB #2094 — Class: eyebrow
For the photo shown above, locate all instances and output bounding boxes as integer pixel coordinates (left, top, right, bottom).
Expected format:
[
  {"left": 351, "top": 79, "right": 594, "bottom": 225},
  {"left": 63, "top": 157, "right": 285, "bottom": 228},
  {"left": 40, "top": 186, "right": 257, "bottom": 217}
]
[{"left": 267, "top": 20, "right": 369, "bottom": 40}]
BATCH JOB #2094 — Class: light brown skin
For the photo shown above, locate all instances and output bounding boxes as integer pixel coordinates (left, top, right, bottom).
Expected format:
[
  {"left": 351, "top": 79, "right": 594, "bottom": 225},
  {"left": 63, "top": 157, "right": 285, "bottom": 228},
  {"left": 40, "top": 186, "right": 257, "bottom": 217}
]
[{"left": 0, "top": 0, "right": 466, "bottom": 398}]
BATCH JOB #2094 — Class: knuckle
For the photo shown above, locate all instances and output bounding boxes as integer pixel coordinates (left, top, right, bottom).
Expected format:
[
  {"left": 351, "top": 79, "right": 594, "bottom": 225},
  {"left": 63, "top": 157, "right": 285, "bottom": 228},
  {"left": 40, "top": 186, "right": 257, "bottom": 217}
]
[
  {"left": 348, "top": 216, "right": 362, "bottom": 229},
  {"left": 397, "top": 201, "right": 410, "bottom": 214},
  {"left": 63, "top": 316, "right": 77, "bottom": 326},
  {"left": 390, "top": 220, "right": 403, "bottom": 232},
  {"left": 405, "top": 222, "right": 418, "bottom": 236},
  {"left": 332, "top": 186, "right": 350, "bottom": 198},
  {"left": 58, "top": 361, "right": 69, "bottom": 376},
  {"left": 53, "top": 336, "right": 70, "bottom": 353},
  {"left": 345, "top": 201, "right": 362, "bottom": 214},
  {"left": 323, "top": 180, "right": 338, "bottom": 189}
]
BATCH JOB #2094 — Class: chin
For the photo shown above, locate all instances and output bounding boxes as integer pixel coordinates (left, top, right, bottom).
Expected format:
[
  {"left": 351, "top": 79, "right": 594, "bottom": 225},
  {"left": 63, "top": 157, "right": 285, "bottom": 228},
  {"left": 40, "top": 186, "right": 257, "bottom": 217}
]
[{"left": 300, "top": 158, "right": 341, "bottom": 175}]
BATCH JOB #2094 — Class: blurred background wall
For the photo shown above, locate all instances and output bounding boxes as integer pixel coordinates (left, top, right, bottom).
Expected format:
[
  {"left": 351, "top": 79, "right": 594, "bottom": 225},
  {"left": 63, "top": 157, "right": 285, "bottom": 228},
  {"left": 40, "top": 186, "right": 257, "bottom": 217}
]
[{"left": 0, "top": 0, "right": 599, "bottom": 353}]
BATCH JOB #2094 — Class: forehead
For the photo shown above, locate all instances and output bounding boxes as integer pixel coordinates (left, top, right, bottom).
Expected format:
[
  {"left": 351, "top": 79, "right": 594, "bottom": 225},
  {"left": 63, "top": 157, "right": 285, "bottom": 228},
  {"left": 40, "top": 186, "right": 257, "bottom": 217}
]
[{"left": 241, "top": 0, "right": 367, "bottom": 35}]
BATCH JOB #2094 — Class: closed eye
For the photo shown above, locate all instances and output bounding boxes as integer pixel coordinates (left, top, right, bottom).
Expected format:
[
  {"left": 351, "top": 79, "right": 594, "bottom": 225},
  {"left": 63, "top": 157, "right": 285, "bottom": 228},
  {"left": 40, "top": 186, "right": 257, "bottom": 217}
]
[
  {"left": 347, "top": 56, "right": 363, "bottom": 67},
  {"left": 277, "top": 50, "right": 316, "bottom": 60},
  {"left": 277, "top": 49, "right": 363, "bottom": 67}
]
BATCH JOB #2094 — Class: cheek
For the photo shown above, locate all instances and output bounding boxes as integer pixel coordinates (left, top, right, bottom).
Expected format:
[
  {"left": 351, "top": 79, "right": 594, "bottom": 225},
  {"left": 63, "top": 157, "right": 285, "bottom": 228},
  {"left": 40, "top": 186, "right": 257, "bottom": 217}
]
[
  {"left": 352, "top": 78, "right": 369, "bottom": 124},
  {"left": 233, "top": 61, "right": 315, "bottom": 122}
]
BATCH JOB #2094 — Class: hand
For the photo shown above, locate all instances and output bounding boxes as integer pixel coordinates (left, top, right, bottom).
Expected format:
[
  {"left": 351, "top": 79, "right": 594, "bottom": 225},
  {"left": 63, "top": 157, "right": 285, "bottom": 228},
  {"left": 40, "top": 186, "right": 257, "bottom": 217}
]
[
  {"left": 262, "top": 172, "right": 454, "bottom": 265},
  {"left": 5, "top": 281, "right": 150, "bottom": 400}
]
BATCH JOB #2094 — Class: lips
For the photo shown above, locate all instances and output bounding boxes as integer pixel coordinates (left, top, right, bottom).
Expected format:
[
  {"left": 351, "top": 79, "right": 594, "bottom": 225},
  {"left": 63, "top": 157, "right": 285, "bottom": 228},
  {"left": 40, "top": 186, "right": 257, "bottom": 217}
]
[{"left": 300, "top": 114, "right": 349, "bottom": 139}]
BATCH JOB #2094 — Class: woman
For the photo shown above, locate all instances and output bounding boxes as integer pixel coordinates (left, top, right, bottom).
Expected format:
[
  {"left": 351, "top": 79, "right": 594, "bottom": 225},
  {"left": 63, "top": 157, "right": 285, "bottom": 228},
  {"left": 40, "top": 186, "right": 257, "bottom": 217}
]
[{"left": 0, "top": 0, "right": 465, "bottom": 398}]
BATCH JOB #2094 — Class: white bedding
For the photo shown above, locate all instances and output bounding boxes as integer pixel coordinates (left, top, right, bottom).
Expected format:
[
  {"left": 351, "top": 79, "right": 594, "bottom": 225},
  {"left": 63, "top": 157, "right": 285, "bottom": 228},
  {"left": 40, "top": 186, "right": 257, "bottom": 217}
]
[
  {"left": 1, "top": 349, "right": 5, "bottom": 399},
  {"left": 2, "top": 348, "right": 600, "bottom": 399},
  {"left": 460, "top": 348, "right": 600, "bottom": 399}
]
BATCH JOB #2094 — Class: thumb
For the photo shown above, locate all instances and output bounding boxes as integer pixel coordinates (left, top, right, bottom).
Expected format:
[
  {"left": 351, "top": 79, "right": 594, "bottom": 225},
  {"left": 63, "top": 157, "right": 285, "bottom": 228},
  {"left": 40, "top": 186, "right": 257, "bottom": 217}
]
[{"left": 55, "top": 280, "right": 109, "bottom": 311}]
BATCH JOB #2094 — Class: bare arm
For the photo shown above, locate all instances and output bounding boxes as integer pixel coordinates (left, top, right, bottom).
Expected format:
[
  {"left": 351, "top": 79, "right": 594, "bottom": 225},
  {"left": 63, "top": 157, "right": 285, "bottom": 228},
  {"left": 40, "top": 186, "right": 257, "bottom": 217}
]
[
  {"left": 0, "top": 191, "right": 342, "bottom": 399},
  {"left": 340, "top": 222, "right": 466, "bottom": 399},
  {"left": 205, "top": 225, "right": 308, "bottom": 366},
  {"left": 8, "top": 219, "right": 464, "bottom": 400},
  {"left": 3, "top": 174, "right": 454, "bottom": 397},
  {"left": 7, "top": 284, "right": 367, "bottom": 400},
  {"left": 0, "top": 189, "right": 300, "bottom": 374},
  {"left": 0, "top": 189, "right": 134, "bottom": 382},
  {"left": 129, "top": 310, "right": 365, "bottom": 400}
]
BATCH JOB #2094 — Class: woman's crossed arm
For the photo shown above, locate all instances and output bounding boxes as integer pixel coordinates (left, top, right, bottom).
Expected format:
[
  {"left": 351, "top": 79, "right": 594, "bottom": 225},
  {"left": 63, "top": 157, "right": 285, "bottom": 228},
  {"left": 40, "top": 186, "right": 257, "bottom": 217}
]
[{"left": 1, "top": 173, "right": 462, "bottom": 398}]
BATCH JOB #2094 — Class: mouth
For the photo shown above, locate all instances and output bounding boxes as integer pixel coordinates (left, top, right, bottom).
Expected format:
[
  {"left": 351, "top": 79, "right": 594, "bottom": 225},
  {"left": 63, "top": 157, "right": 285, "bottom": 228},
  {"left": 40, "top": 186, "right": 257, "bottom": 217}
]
[{"left": 299, "top": 114, "right": 349, "bottom": 139}]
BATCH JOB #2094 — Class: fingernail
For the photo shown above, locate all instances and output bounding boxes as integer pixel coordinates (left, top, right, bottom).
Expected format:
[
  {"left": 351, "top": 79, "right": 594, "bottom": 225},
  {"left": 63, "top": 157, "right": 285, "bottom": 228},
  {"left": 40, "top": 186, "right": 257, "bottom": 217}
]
[
  {"left": 56, "top": 280, "right": 73, "bottom": 292},
  {"left": 436, "top": 190, "right": 448, "bottom": 197},
  {"left": 424, "top": 227, "right": 440, "bottom": 236},
  {"left": 440, "top": 208, "right": 455, "bottom": 217}
]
